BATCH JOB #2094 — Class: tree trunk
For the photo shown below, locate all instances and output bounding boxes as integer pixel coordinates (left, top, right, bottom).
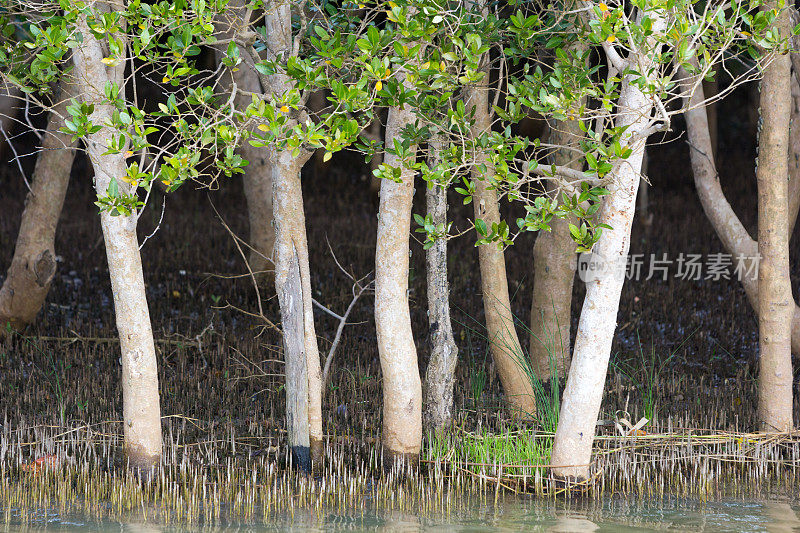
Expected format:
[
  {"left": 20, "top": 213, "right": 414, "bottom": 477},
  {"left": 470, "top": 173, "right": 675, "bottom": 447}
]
[
  {"left": 466, "top": 67, "right": 537, "bottom": 418},
  {"left": 72, "top": 6, "right": 162, "bottom": 469},
  {"left": 214, "top": 9, "right": 275, "bottom": 286},
  {"left": 278, "top": 239, "right": 310, "bottom": 470},
  {"left": 240, "top": 93, "right": 275, "bottom": 286},
  {"left": 0, "top": 82, "right": 77, "bottom": 333},
  {"left": 550, "top": 15, "right": 666, "bottom": 480},
  {"left": 272, "top": 153, "right": 323, "bottom": 470},
  {"left": 375, "top": 96, "right": 422, "bottom": 465},
  {"left": 250, "top": 0, "right": 324, "bottom": 471},
  {"left": 683, "top": 66, "right": 800, "bottom": 356},
  {"left": 704, "top": 76, "right": 719, "bottom": 159},
  {"left": 529, "top": 121, "right": 580, "bottom": 382},
  {"left": 423, "top": 136, "right": 459, "bottom": 433},
  {"left": 755, "top": 3, "right": 794, "bottom": 432}
]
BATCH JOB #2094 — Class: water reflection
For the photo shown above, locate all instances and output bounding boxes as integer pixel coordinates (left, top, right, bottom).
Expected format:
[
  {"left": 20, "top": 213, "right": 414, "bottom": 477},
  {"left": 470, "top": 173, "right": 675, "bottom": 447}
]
[
  {"left": 377, "top": 512, "right": 421, "bottom": 532},
  {"left": 123, "top": 524, "right": 164, "bottom": 533},
  {"left": 764, "top": 501, "right": 800, "bottom": 533},
  {"left": 547, "top": 516, "right": 599, "bottom": 532},
  {"left": 2, "top": 498, "right": 800, "bottom": 532}
]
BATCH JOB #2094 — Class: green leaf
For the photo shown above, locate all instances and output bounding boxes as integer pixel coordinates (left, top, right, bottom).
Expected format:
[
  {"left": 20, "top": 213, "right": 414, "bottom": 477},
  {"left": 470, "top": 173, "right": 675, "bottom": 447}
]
[
  {"left": 314, "top": 26, "right": 329, "bottom": 40},
  {"left": 107, "top": 177, "right": 119, "bottom": 198}
]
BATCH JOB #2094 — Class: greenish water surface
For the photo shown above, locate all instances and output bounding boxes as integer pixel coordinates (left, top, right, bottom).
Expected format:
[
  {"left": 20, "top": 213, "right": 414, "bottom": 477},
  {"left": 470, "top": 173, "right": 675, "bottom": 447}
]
[{"left": 3, "top": 498, "right": 800, "bottom": 532}]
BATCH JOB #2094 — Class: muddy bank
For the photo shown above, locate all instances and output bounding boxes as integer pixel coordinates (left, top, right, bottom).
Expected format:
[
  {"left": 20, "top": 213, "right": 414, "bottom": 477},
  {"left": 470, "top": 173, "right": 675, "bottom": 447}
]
[{"left": 0, "top": 80, "right": 798, "bottom": 521}]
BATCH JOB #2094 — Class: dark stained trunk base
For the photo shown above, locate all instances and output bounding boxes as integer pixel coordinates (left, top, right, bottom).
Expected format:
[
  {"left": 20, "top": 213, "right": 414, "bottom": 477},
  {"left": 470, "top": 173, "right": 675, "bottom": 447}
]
[{"left": 291, "top": 445, "right": 312, "bottom": 473}]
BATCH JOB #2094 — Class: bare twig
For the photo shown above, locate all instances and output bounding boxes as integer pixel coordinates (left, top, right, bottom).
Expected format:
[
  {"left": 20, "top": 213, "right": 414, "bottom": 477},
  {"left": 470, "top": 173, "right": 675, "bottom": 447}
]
[
  {"left": 208, "top": 197, "right": 273, "bottom": 326},
  {"left": 28, "top": 333, "right": 201, "bottom": 348},
  {"left": 321, "top": 279, "right": 372, "bottom": 388},
  {"left": 139, "top": 194, "right": 166, "bottom": 249},
  {"left": 1, "top": 126, "right": 31, "bottom": 191},
  {"left": 319, "top": 239, "right": 374, "bottom": 389}
]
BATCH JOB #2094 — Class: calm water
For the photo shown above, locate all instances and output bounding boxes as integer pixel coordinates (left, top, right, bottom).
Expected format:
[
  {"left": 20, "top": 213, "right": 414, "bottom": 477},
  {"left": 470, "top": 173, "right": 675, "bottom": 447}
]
[{"left": 3, "top": 498, "right": 800, "bottom": 532}]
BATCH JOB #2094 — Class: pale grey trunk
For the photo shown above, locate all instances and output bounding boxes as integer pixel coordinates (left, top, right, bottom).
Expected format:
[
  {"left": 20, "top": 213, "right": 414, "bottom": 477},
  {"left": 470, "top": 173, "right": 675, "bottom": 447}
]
[
  {"left": 703, "top": 77, "right": 719, "bottom": 160},
  {"left": 375, "top": 101, "right": 422, "bottom": 464},
  {"left": 241, "top": 141, "right": 275, "bottom": 285},
  {"left": 271, "top": 153, "right": 323, "bottom": 469},
  {"left": 0, "top": 82, "right": 77, "bottom": 333},
  {"left": 255, "top": 0, "right": 324, "bottom": 469},
  {"left": 423, "top": 136, "right": 458, "bottom": 433},
  {"left": 278, "top": 244, "right": 310, "bottom": 468},
  {"left": 550, "top": 13, "right": 666, "bottom": 480},
  {"left": 755, "top": 2, "right": 794, "bottom": 432},
  {"left": 72, "top": 6, "right": 162, "bottom": 468}
]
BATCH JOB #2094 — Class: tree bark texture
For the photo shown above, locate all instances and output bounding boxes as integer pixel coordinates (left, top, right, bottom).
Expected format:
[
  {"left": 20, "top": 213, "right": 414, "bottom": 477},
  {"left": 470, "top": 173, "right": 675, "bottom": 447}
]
[
  {"left": 375, "top": 79, "right": 423, "bottom": 463},
  {"left": 683, "top": 64, "right": 800, "bottom": 359},
  {"left": 423, "top": 135, "right": 459, "bottom": 433},
  {"left": 242, "top": 140, "right": 276, "bottom": 286},
  {"left": 755, "top": 3, "right": 794, "bottom": 432},
  {"left": 0, "top": 82, "right": 77, "bottom": 333},
  {"left": 550, "top": 13, "right": 666, "bottom": 481},
  {"left": 278, "top": 244, "right": 311, "bottom": 469},
  {"left": 529, "top": 120, "right": 581, "bottom": 383},
  {"left": 73, "top": 6, "right": 162, "bottom": 469},
  {"left": 466, "top": 64, "right": 537, "bottom": 418},
  {"left": 272, "top": 153, "right": 323, "bottom": 468},
  {"left": 703, "top": 77, "right": 719, "bottom": 160},
  {"left": 260, "top": 0, "right": 324, "bottom": 469}
]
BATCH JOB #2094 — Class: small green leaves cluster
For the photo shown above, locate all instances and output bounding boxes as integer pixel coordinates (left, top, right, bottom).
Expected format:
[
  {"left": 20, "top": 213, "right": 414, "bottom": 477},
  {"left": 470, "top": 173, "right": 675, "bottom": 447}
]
[
  {"left": 0, "top": 0, "right": 785, "bottom": 237},
  {"left": 414, "top": 212, "right": 452, "bottom": 250},
  {"left": 1, "top": 0, "right": 238, "bottom": 215}
]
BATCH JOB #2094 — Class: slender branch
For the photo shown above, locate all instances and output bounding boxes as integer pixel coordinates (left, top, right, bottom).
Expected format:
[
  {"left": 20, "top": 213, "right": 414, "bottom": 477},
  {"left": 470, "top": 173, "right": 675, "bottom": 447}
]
[
  {"left": 1, "top": 126, "right": 31, "bottom": 191},
  {"left": 139, "top": 194, "right": 166, "bottom": 249},
  {"left": 321, "top": 279, "right": 372, "bottom": 388},
  {"left": 517, "top": 158, "right": 602, "bottom": 185},
  {"left": 312, "top": 299, "right": 344, "bottom": 321},
  {"left": 601, "top": 40, "right": 627, "bottom": 73},
  {"left": 318, "top": 238, "right": 374, "bottom": 389}
]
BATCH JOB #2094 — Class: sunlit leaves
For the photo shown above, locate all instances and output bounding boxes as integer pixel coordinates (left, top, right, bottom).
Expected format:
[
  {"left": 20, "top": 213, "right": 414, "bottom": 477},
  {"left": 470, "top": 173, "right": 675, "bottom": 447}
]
[
  {"left": 3, "top": 0, "right": 782, "bottom": 228},
  {"left": 414, "top": 212, "right": 452, "bottom": 250}
]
